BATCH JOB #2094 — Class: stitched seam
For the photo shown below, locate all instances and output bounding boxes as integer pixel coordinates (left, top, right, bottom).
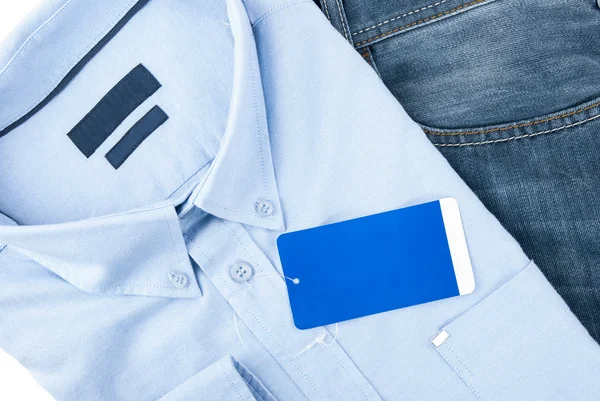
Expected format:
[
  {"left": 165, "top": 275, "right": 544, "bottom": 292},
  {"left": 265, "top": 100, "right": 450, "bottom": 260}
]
[
  {"left": 334, "top": 0, "right": 350, "bottom": 40},
  {"left": 163, "top": 205, "right": 187, "bottom": 282},
  {"left": 438, "top": 344, "right": 483, "bottom": 401},
  {"left": 355, "top": 0, "right": 486, "bottom": 47},
  {"left": 185, "top": 0, "right": 246, "bottom": 207},
  {"left": 83, "top": 202, "right": 175, "bottom": 222},
  {"left": 192, "top": 242, "right": 325, "bottom": 401},
  {"left": 50, "top": 260, "right": 179, "bottom": 292},
  {"left": 322, "top": 0, "right": 331, "bottom": 21},
  {"left": 425, "top": 100, "right": 600, "bottom": 136},
  {"left": 249, "top": 36, "right": 270, "bottom": 200},
  {"left": 475, "top": 307, "right": 570, "bottom": 376},
  {"left": 352, "top": 0, "right": 449, "bottom": 36},
  {"left": 166, "top": 159, "right": 212, "bottom": 199},
  {"left": 433, "top": 113, "right": 600, "bottom": 147},
  {"left": 244, "top": 377, "right": 268, "bottom": 401},
  {"left": 322, "top": 342, "right": 374, "bottom": 401},
  {"left": 0, "top": 0, "right": 74, "bottom": 78},
  {"left": 42, "top": 257, "right": 177, "bottom": 292},
  {"left": 227, "top": 214, "right": 376, "bottom": 401},
  {"left": 221, "top": 358, "right": 248, "bottom": 401},
  {"left": 445, "top": 344, "right": 476, "bottom": 378},
  {"left": 252, "top": 0, "right": 312, "bottom": 27},
  {"left": 222, "top": 220, "right": 285, "bottom": 300},
  {"left": 203, "top": 199, "right": 275, "bottom": 220}
]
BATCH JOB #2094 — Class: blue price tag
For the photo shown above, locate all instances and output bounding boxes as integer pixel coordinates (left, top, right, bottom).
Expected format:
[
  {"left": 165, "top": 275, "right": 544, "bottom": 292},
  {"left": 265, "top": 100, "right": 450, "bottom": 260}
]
[{"left": 277, "top": 198, "right": 475, "bottom": 329}]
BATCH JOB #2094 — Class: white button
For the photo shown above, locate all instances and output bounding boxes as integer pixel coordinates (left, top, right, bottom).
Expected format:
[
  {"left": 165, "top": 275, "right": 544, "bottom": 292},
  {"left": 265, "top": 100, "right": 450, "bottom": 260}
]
[
  {"left": 255, "top": 199, "right": 274, "bottom": 217},
  {"left": 168, "top": 270, "right": 189, "bottom": 289},
  {"left": 230, "top": 262, "right": 254, "bottom": 283}
]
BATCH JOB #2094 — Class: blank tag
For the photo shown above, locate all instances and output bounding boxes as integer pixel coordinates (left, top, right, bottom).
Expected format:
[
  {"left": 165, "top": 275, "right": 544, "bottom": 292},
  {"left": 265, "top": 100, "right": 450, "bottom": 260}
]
[{"left": 277, "top": 198, "right": 475, "bottom": 330}]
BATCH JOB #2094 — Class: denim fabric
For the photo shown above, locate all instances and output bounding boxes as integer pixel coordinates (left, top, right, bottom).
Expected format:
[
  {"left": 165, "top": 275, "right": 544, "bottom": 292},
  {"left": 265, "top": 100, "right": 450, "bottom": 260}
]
[
  {"left": 1, "top": 0, "right": 600, "bottom": 400},
  {"left": 321, "top": 0, "right": 600, "bottom": 343}
]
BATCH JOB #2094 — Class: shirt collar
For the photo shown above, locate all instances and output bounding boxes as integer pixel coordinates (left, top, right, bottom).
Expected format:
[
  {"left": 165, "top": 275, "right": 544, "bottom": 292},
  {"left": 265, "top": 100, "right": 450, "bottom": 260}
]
[
  {"left": 0, "top": 0, "right": 283, "bottom": 232},
  {"left": 0, "top": 203, "right": 202, "bottom": 298},
  {"left": 190, "top": 0, "right": 284, "bottom": 231},
  {"left": 0, "top": 0, "right": 283, "bottom": 298}
]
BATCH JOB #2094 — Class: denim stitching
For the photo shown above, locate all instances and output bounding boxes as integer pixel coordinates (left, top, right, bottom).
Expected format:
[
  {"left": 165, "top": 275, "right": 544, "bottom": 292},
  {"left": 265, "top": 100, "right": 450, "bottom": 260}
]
[
  {"left": 360, "top": 48, "right": 371, "bottom": 63},
  {"left": 352, "top": 0, "right": 450, "bottom": 36},
  {"left": 425, "top": 100, "right": 600, "bottom": 136},
  {"left": 334, "top": 0, "right": 350, "bottom": 40},
  {"left": 354, "top": 0, "right": 487, "bottom": 47},
  {"left": 433, "top": 113, "right": 600, "bottom": 147},
  {"left": 322, "top": 0, "right": 331, "bottom": 21}
]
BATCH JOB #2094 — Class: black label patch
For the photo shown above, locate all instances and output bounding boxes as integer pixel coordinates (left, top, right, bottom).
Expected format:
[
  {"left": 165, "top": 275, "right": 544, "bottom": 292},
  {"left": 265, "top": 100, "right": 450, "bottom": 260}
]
[
  {"left": 105, "top": 105, "right": 168, "bottom": 169},
  {"left": 67, "top": 64, "right": 161, "bottom": 158}
]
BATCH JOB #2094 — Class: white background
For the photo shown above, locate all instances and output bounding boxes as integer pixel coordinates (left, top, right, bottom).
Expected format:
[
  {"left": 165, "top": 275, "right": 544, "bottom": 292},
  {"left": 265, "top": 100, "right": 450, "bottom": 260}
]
[{"left": 0, "top": 2, "right": 55, "bottom": 400}]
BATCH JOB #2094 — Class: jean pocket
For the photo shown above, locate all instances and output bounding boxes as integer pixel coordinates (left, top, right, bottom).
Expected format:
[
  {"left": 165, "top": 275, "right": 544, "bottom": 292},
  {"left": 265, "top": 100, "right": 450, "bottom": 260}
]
[
  {"left": 431, "top": 261, "right": 600, "bottom": 401},
  {"left": 360, "top": 0, "right": 600, "bottom": 130},
  {"left": 158, "top": 355, "right": 277, "bottom": 401},
  {"left": 423, "top": 96, "right": 600, "bottom": 148}
]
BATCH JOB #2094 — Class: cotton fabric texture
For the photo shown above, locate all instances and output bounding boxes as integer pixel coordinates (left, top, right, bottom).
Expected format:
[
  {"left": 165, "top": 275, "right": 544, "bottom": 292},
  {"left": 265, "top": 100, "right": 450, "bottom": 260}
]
[{"left": 0, "top": 0, "right": 600, "bottom": 400}]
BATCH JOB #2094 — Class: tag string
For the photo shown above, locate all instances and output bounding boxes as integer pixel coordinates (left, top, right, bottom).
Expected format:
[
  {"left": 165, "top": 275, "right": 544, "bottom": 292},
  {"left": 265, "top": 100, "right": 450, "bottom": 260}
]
[
  {"left": 234, "top": 271, "right": 338, "bottom": 355},
  {"left": 252, "top": 272, "right": 300, "bottom": 285},
  {"left": 294, "top": 324, "right": 339, "bottom": 358},
  {"left": 233, "top": 311, "right": 246, "bottom": 346}
]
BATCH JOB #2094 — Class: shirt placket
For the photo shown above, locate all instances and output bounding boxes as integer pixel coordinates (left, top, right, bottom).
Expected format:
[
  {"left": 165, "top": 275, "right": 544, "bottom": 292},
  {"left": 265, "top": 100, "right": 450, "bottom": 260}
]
[{"left": 187, "top": 216, "right": 383, "bottom": 401}]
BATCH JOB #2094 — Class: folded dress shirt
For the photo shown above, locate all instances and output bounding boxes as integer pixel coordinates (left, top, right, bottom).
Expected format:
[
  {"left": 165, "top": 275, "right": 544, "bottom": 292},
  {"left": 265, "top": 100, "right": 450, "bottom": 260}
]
[{"left": 0, "top": 0, "right": 599, "bottom": 400}]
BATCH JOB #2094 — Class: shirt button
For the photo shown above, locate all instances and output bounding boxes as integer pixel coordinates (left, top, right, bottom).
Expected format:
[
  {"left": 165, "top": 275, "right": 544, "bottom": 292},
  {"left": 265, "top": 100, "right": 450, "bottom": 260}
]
[
  {"left": 168, "top": 270, "right": 189, "bottom": 288},
  {"left": 255, "top": 199, "right": 274, "bottom": 217},
  {"left": 229, "top": 262, "right": 254, "bottom": 283}
]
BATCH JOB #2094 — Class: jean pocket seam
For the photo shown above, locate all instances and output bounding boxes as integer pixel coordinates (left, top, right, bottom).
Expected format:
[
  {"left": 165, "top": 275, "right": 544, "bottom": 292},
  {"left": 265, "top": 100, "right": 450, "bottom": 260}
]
[
  {"left": 424, "top": 97, "right": 600, "bottom": 147},
  {"left": 353, "top": 0, "right": 491, "bottom": 48},
  {"left": 351, "top": 0, "right": 452, "bottom": 37}
]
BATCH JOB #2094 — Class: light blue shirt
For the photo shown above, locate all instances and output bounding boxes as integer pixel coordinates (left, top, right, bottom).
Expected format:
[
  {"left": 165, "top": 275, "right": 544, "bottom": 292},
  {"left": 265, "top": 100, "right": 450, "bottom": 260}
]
[{"left": 1, "top": 0, "right": 599, "bottom": 400}]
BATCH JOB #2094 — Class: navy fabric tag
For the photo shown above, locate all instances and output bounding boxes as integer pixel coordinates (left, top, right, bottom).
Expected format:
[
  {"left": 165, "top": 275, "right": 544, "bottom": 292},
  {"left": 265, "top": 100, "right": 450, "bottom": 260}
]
[
  {"left": 105, "top": 105, "right": 168, "bottom": 169},
  {"left": 277, "top": 198, "right": 474, "bottom": 329},
  {"left": 67, "top": 64, "right": 161, "bottom": 157}
]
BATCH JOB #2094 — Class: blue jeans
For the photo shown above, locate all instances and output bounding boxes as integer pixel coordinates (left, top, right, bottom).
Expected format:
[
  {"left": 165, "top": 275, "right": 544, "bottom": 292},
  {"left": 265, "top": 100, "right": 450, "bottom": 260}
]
[{"left": 320, "top": 0, "right": 600, "bottom": 343}]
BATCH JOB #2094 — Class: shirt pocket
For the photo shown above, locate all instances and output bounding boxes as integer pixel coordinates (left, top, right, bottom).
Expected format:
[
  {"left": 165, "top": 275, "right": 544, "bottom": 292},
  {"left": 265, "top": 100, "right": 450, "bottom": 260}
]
[
  {"left": 158, "top": 355, "right": 277, "bottom": 401},
  {"left": 430, "top": 260, "right": 600, "bottom": 401}
]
